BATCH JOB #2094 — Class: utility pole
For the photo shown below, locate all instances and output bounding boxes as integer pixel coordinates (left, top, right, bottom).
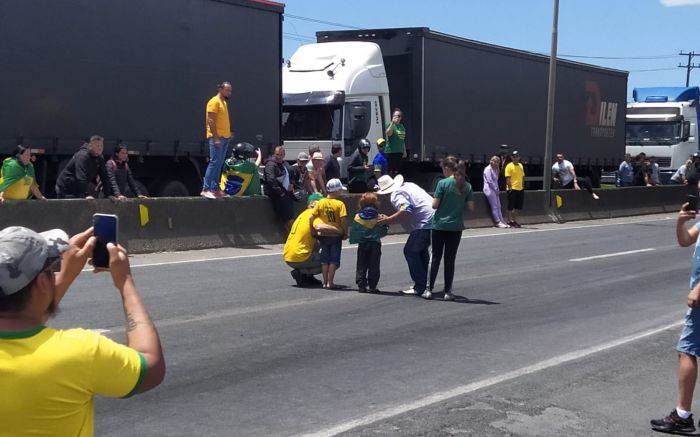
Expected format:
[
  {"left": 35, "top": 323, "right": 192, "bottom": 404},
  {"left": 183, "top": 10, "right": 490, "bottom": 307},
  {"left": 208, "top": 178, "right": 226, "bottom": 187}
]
[
  {"left": 543, "top": 0, "right": 559, "bottom": 212},
  {"left": 679, "top": 51, "right": 699, "bottom": 87}
]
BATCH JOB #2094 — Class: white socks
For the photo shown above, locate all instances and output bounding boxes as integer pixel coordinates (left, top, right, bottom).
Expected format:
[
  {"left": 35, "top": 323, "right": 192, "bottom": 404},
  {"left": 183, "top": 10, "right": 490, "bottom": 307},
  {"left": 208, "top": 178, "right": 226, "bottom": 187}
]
[{"left": 677, "top": 407, "right": 692, "bottom": 419}]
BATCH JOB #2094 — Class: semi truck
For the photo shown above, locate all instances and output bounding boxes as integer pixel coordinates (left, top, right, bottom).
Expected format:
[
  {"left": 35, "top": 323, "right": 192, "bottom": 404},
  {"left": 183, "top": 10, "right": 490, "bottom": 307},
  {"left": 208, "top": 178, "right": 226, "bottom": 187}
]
[
  {"left": 0, "top": 0, "right": 283, "bottom": 197},
  {"left": 282, "top": 27, "right": 628, "bottom": 190},
  {"left": 626, "top": 86, "right": 699, "bottom": 183}
]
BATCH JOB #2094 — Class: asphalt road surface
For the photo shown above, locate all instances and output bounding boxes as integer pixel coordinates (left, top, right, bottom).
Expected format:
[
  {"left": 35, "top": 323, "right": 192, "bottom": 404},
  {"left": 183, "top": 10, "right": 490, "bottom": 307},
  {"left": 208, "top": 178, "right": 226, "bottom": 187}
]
[{"left": 50, "top": 213, "right": 697, "bottom": 436}]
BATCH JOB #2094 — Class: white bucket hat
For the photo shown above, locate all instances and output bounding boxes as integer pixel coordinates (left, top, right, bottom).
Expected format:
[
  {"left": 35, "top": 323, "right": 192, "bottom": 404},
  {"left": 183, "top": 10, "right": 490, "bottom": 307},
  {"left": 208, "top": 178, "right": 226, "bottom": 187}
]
[{"left": 376, "top": 174, "right": 404, "bottom": 195}]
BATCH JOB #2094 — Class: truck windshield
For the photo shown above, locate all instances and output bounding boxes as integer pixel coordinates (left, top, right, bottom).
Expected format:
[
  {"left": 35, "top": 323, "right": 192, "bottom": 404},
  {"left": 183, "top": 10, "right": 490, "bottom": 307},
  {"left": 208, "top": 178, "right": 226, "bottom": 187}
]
[
  {"left": 626, "top": 122, "right": 681, "bottom": 145},
  {"left": 282, "top": 105, "right": 342, "bottom": 141}
]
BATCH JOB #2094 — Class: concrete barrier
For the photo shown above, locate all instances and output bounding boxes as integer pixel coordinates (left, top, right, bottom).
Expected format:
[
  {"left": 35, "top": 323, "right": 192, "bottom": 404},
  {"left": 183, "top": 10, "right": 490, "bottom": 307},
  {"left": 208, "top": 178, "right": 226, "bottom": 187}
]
[{"left": 0, "top": 186, "right": 686, "bottom": 254}]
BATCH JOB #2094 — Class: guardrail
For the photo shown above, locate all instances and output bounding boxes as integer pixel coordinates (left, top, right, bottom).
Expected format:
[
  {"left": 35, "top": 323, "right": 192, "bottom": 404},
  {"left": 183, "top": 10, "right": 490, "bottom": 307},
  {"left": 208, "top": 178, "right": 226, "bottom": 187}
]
[{"left": 0, "top": 186, "right": 686, "bottom": 254}]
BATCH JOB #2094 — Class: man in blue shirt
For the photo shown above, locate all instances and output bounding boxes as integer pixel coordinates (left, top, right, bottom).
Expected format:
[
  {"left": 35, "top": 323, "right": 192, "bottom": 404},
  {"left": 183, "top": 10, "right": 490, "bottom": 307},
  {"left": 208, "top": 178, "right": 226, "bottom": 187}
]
[
  {"left": 372, "top": 138, "right": 389, "bottom": 180},
  {"left": 652, "top": 204, "right": 700, "bottom": 433}
]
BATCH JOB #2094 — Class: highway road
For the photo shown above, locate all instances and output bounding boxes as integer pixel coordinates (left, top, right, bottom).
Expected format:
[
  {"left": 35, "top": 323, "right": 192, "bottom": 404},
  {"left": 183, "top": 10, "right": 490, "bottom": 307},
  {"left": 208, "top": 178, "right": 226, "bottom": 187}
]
[{"left": 50, "top": 213, "right": 693, "bottom": 436}]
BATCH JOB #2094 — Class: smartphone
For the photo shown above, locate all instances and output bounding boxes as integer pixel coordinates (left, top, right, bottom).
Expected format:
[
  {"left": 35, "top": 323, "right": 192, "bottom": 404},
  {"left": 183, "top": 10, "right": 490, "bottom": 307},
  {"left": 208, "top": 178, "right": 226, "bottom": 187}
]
[
  {"left": 93, "top": 214, "right": 118, "bottom": 269},
  {"left": 686, "top": 194, "right": 698, "bottom": 213}
]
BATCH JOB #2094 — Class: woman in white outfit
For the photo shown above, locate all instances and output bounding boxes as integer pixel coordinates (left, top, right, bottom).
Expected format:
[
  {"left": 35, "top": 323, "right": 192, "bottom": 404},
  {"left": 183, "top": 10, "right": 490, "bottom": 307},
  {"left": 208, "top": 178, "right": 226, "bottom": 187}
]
[{"left": 483, "top": 156, "right": 509, "bottom": 228}]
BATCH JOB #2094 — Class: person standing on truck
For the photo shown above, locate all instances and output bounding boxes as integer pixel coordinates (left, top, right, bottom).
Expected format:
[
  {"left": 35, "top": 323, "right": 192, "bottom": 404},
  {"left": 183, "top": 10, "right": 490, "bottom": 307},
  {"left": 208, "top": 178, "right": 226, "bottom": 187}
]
[
  {"left": 264, "top": 146, "right": 295, "bottom": 231},
  {"left": 201, "top": 82, "right": 233, "bottom": 199},
  {"left": 650, "top": 203, "right": 700, "bottom": 434},
  {"left": 0, "top": 226, "right": 165, "bottom": 436},
  {"left": 385, "top": 108, "right": 407, "bottom": 175},
  {"left": 504, "top": 151, "right": 525, "bottom": 228},
  {"left": 105, "top": 144, "right": 147, "bottom": 200},
  {"left": 0, "top": 145, "right": 47, "bottom": 202},
  {"left": 551, "top": 153, "right": 600, "bottom": 200},
  {"left": 54, "top": 136, "right": 119, "bottom": 199},
  {"left": 617, "top": 153, "right": 634, "bottom": 187}
]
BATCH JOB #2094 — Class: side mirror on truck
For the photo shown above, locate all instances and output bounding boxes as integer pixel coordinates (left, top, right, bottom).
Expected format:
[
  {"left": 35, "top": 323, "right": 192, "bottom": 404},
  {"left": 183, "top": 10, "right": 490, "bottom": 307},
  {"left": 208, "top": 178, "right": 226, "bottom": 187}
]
[
  {"left": 683, "top": 121, "right": 691, "bottom": 141},
  {"left": 349, "top": 104, "right": 370, "bottom": 140}
]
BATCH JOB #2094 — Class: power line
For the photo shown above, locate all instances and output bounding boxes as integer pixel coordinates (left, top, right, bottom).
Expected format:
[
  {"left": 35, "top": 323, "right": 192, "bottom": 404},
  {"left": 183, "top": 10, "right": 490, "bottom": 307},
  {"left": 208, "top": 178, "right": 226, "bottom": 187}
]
[
  {"left": 558, "top": 53, "right": 677, "bottom": 60},
  {"left": 285, "top": 14, "right": 362, "bottom": 30},
  {"left": 679, "top": 51, "right": 699, "bottom": 86},
  {"left": 627, "top": 67, "right": 679, "bottom": 72}
]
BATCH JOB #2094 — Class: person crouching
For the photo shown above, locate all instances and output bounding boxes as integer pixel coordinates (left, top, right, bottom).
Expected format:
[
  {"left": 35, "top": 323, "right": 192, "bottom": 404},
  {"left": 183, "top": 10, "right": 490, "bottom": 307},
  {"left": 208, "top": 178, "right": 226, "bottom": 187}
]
[{"left": 349, "top": 192, "right": 389, "bottom": 294}]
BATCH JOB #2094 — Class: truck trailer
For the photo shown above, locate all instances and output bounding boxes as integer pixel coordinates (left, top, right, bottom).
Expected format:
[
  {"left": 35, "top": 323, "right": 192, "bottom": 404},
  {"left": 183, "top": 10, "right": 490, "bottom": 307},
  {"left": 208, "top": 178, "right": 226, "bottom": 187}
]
[
  {"left": 626, "top": 86, "right": 699, "bottom": 183},
  {"left": 0, "top": 0, "right": 283, "bottom": 197},
  {"left": 282, "top": 27, "right": 627, "bottom": 190}
]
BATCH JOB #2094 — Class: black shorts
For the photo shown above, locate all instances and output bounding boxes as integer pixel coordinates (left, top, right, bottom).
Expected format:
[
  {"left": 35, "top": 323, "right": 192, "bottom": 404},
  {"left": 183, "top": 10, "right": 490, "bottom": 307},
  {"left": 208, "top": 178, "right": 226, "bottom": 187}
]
[
  {"left": 387, "top": 153, "right": 403, "bottom": 174},
  {"left": 507, "top": 190, "right": 524, "bottom": 210}
]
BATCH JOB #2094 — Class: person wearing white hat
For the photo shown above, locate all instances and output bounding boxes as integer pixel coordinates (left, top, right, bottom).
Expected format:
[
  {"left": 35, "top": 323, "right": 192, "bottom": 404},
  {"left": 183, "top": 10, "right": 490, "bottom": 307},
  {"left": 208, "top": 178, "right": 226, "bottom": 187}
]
[
  {"left": 0, "top": 226, "right": 165, "bottom": 435},
  {"left": 377, "top": 174, "right": 434, "bottom": 296}
]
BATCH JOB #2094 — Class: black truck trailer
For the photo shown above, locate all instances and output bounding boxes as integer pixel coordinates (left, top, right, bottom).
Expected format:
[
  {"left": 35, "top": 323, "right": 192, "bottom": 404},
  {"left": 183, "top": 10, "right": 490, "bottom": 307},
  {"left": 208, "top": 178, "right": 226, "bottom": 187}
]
[
  {"left": 317, "top": 28, "right": 628, "bottom": 189},
  {"left": 0, "top": 0, "right": 283, "bottom": 197}
]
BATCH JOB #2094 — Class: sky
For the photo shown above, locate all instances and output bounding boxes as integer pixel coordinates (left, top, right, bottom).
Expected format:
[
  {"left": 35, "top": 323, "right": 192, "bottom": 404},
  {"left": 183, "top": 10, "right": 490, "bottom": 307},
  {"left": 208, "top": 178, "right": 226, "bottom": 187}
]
[{"left": 281, "top": 0, "right": 700, "bottom": 100}]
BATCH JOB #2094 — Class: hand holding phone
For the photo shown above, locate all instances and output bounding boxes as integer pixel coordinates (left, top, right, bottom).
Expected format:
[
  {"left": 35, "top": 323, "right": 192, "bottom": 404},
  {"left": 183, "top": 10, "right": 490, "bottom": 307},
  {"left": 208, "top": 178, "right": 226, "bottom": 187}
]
[
  {"left": 92, "top": 214, "right": 118, "bottom": 269},
  {"left": 686, "top": 195, "right": 698, "bottom": 213}
]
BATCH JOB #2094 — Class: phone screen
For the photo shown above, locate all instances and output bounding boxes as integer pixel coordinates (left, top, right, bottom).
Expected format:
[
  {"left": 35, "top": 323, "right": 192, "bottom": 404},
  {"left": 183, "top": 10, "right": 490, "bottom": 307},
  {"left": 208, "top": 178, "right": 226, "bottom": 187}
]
[{"left": 93, "top": 214, "right": 118, "bottom": 268}]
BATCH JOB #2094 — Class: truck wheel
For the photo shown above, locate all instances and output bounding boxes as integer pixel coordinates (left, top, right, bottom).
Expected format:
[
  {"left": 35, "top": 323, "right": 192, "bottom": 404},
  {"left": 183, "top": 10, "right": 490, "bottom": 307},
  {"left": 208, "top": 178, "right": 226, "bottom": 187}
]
[{"left": 157, "top": 180, "right": 189, "bottom": 197}]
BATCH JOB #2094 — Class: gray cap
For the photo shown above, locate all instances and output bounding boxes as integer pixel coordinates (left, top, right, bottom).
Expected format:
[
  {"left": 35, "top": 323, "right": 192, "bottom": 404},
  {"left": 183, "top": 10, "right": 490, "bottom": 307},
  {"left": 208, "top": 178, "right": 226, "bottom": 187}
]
[
  {"left": 0, "top": 227, "right": 69, "bottom": 297},
  {"left": 297, "top": 152, "right": 310, "bottom": 161}
]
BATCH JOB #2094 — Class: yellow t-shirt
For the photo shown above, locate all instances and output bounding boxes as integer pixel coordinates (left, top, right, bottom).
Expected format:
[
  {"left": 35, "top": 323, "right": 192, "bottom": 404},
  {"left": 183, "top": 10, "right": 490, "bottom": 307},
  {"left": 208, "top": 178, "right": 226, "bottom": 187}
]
[
  {"left": 205, "top": 95, "right": 231, "bottom": 139},
  {"left": 284, "top": 208, "right": 320, "bottom": 263},
  {"left": 0, "top": 326, "right": 146, "bottom": 437},
  {"left": 505, "top": 162, "right": 525, "bottom": 191},
  {"left": 311, "top": 197, "right": 347, "bottom": 231}
]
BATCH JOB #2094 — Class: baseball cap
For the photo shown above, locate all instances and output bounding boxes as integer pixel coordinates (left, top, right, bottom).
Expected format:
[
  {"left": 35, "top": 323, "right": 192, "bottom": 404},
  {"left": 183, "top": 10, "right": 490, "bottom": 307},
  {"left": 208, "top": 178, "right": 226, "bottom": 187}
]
[
  {"left": 0, "top": 226, "right": 69, "bottom": 297},
  {"left": 326, "top": 178, "right": 348, "bottom": 193},
  {"left": 376, "top": 138, "right": 386, "bottom": 146},
  {"left": 511, "top": 150, "right": 520, "bottom": 156},
  {"left": 297, "top": 152, "right": 310, "bottom": 161},
  {"left": 307, "top": 193, "right": 323, "bottom": 204}
]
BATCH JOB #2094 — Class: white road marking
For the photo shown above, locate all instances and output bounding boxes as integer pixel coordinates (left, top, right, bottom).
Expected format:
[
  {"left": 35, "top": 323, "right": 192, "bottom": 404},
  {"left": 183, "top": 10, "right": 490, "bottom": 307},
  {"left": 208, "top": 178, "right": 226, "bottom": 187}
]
[
  {"left": 297, "top": 320, "right": 683, "bottom": 437},
  {"left": 569, "top": 248, "right": 656, "bottom": 262},
  {"left": 120, "top": 216, "right": 672, "bottom": 269}
]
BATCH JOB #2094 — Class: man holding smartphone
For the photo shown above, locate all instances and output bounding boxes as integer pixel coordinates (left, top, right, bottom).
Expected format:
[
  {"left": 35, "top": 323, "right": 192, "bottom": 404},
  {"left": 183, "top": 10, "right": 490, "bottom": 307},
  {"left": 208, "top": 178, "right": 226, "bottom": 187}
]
[
  {"left": 384, "top": 108, "right": 407, "bottom": 175},
  {"left": 0, "top": 226, "right": 165, "bottom": 436}
]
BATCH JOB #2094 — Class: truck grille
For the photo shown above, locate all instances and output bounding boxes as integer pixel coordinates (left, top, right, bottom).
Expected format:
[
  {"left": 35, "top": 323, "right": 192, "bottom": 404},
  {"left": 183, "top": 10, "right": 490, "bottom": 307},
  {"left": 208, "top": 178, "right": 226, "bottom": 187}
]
[{"left": 656, "top": 158, "right": 671, "bottom": 167}]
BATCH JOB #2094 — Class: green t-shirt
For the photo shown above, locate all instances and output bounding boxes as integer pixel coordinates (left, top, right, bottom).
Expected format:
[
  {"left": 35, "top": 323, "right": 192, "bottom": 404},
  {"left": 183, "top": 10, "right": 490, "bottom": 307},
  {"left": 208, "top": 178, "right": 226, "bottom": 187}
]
[
  {"left": 220, "top": 159, "right": 261, "bottom": 196},
  {"left": 384, "top": 122, "right": 406, "bottom": 154},
  {"left": 432, "top": 177, "right": 473, "bottom": 231}
]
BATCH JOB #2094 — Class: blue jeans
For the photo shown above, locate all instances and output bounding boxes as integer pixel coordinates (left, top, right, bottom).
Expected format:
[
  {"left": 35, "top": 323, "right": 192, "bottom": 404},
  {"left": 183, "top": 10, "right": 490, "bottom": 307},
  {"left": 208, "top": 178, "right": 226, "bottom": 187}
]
[
  {"left": 203, "top": 137, "right": 230, "bottom": 192},
  {"left": 404, "top": 229, "right": 431, "bottom": 293}
]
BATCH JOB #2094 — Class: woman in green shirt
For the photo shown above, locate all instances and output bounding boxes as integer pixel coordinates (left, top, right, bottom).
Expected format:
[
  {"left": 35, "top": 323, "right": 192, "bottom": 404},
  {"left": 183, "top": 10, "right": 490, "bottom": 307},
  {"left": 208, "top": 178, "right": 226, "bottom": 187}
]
[
  {"left": 0, "top": 145, "right": 46, "bottom": 202},
  {"left": 428, "top": 156, "right": 474, "bottom": 300}
]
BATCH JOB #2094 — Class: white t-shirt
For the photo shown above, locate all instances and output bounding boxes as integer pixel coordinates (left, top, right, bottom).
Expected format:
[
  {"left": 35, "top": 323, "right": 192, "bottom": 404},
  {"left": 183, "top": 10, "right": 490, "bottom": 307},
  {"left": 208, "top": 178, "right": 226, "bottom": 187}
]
[
  {"left": 552, "top": 160, "right": 575, "bottom": 186},
  {"left": 389, "top": 182, "right": 435, "bottom": 230}
]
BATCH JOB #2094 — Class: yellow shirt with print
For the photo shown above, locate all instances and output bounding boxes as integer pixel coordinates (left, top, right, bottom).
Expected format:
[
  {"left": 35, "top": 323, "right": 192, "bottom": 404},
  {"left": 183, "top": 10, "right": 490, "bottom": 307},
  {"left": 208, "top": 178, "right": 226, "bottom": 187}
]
[
  {"left": 311, "top": 197, "right": 347, "bottom": 231},
  {"left": 0, "top": 326, "right": 146, "bottom": 437},
  {"left": 284, "top": 208, "right": 323, "bottom": 263},
  {"left": 205, "top": 95, "right": 231, "bottom": 139},
  {"left": 505, "top": 162, "right": 525, "bottom": 191}
]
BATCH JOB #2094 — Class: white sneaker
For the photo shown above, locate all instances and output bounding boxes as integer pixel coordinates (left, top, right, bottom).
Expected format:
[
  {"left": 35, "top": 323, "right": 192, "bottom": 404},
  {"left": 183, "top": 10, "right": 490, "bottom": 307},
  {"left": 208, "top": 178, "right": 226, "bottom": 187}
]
[
  {"left": 497, "top": 222, "right": 509, "bottom": 228},
  {"left": 401, "top": 287, "right": 418, "bottom": 295},
  {"left": 443, "top": 292, "right": 455, "bottom": 301},
  {"left": 200, "top": 191, "right": 216, "bottom": 199},
  {"left": 421, "top": 290, "right": 432, "bottom": 300},
  {"left": 592, "top": 193, "right": 600, "bottom": 200}
]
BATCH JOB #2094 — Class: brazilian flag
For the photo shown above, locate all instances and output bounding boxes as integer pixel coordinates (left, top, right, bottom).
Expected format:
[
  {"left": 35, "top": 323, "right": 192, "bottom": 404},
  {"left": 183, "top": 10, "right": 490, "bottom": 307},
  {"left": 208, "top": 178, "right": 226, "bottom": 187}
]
[{"left": 220, "top": 159, "right": 261, "bottom": 196}]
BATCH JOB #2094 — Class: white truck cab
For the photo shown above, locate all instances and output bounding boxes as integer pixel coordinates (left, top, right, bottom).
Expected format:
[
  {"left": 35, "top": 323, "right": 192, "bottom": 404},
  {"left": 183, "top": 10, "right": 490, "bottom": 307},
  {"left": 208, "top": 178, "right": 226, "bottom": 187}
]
[
  {"left": 282, "top": 42, "right": 390, "bottom": 177},
  {"left": 626, "top": 87, "right": 699, "bottom": 182}
]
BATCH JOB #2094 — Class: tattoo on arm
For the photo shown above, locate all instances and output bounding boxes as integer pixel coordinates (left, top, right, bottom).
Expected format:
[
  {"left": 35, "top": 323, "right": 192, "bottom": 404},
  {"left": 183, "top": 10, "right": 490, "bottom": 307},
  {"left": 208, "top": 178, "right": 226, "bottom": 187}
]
[{"left": 126, "top": 312, "right": 139, "bottom": 332}]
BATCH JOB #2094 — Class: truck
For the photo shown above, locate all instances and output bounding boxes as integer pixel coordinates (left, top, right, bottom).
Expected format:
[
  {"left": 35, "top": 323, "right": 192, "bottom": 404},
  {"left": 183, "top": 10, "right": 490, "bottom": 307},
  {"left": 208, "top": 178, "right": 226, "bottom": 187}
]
[
  {"left": 282, "top": 27, "right": 627, "bottom": 190},
  {"left": 0, "top": 0, "right": 283, "bottom": 197},
  {"left": 625, "top": 86, "right": 699, "bottom": 183}
]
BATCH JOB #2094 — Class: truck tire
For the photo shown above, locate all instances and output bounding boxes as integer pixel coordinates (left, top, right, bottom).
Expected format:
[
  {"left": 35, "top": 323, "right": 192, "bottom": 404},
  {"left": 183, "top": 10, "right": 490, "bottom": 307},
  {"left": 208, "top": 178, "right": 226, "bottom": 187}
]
[{"left": 157, "top": 180, "right": 189, "bottom": 197}]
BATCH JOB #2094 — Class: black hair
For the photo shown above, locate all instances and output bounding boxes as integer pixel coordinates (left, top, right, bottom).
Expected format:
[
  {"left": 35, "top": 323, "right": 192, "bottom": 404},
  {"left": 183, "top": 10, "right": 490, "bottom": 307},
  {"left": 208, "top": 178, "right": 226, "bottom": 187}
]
[
  {"left": 0, "top": 275, "right": 39, "bottom": 313},
  {"left": 13, "top": 144, "right": 29, "bottom": 160},
  {"left": 112, "top": 143, "right": 127, "bottom": 160},
  {"left": 331, "top": 144, "right": 342, "bottom": 155}
]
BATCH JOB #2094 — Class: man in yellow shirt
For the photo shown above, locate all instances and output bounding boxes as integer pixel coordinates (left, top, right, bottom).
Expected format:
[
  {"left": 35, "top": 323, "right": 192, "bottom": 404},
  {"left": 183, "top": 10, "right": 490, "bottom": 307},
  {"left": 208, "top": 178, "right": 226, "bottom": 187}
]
[
  {"left": 504, "top": 150, "right": 525, "bottom": 228},
  {"left": 0, "top": 226, "right": 165, "bottom": 436},
  {"left": 202, "top": 81, "right": 233, "bottom": 198}
]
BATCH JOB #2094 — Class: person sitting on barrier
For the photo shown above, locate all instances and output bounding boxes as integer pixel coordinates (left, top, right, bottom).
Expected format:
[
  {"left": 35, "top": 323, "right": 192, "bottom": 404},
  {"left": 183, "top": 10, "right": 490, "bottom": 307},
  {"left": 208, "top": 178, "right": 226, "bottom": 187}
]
[
  {"left": 0, "top": 145, "right": 47, "bottom": 202},
  {"left": 55, "top": 135, "right": 119, "bottom": 199},
  {"left": 105, "top": 144, "right": 147, "bottom": 200},
  {"left": 617, "top": 153, "right": 634, "bottom": 187},
  {"left": 551, "top": 153, "right": 600, "bottom": 200},
  {"left": 221, "top": 142, "right": 262, "bottom": 197},
  {"left": 309, "top": 179, "right": 348, "bottom": 289},
  {"left": 347, "top": 139, "right": 373, "bottom": 193},
  {"left": 483, "top": 156, "right": 508, "bottom": 228},
  {"left": 650, "top": 156, "right": 662, "bottom": 185},
  {"left": 284, "top": 193, "right": 342, "bottom": 287},
  {"left": 671, "top": 157, "right": 693, "bottom": 185},
  {"left": 264, "top": 145, "right": 295, "bottom": 231}
]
